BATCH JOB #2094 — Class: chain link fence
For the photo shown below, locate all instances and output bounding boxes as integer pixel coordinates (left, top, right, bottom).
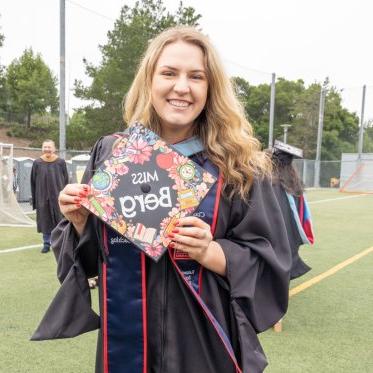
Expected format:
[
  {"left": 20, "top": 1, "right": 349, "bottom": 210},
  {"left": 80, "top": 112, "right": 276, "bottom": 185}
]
[
  {"left": 294, "top": 157, "right": 373, "bottom": 191},
  {"left": 5, "top": 145, "right": 373, "bottom": 203}
]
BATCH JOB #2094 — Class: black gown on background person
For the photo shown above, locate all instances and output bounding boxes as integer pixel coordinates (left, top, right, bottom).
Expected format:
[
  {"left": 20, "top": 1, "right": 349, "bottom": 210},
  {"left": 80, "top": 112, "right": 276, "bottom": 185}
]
[
  {"left": 30, "top": 157, "right": 69, "bottom": 234},
  {"left": 32, "top": 134, "right": 292, "bottom": 373},
  {"left": 273, "top": 184, "right": 312, "bottom": 279},
  {"left": 270, "top": 141, "right": 314, "bottom": 280}
]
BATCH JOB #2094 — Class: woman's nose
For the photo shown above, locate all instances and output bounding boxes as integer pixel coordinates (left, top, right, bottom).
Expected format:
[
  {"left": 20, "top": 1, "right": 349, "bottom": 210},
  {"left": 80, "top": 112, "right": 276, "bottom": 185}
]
[{"left": 173, "top": 76, "right": 190, "bottom": 94}]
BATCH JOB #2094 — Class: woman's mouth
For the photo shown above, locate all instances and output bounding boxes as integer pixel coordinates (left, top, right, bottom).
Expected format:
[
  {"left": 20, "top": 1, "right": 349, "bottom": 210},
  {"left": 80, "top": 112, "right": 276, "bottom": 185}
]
[{"left": 167, "top": 99, "right": 191, "bottom": 108}]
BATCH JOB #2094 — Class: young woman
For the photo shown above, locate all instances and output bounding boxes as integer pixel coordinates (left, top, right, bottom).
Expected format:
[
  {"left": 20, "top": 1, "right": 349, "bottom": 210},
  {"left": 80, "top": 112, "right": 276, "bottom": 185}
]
[
  {"left": 271, "top": 142, "right": 314, "bottom": 280},
  {"left": 32, "top": 27, "right": 292, "bottom": 373},
  {"left": 270, "top": 142, "right": 314, "bottom": 332}
]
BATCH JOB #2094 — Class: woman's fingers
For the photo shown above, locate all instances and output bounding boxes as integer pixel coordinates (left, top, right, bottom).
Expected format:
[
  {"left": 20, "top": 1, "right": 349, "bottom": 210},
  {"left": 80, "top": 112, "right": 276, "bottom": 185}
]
[
  {"left": 59, "top": 183, "right": 90, "bottom": 198},
  {"left": 169, "top": 233, "right": 202, "bottom": 248},
  {"left": 58, "top": 184, "right": 91, "bottom": 221},
  {"left": 172, "top": 226, "right": 210, "bottom": 239},
  {"left": 177, "top": 216, "right": 210, "bottom": 230},
  {"left": 59, "top": 184, "right": 90, "bottom": 203},
  {"left": 60, "top": 203, "right": 83, "bottom": 214},
  {"left": 167, "top": 216, "right": 212, "bottom": 253}
]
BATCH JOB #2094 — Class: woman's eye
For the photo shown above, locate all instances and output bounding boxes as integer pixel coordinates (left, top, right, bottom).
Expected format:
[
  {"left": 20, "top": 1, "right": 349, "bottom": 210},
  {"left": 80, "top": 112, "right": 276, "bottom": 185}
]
[
  {"left": 161, "top": 71, "right": 174, "bottom": 76},
  {"left": 191, "top": 75, "right": 203, "bottom": 80}
]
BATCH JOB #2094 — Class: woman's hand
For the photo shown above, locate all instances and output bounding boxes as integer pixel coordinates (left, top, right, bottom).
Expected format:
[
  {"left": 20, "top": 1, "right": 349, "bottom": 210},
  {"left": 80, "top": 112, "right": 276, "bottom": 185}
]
[
  {"left": 58, "top": 183, "right": 90, "bottom": 236},
  {"left": 168, "top": 216, "right": 226, "bottom": 276}
]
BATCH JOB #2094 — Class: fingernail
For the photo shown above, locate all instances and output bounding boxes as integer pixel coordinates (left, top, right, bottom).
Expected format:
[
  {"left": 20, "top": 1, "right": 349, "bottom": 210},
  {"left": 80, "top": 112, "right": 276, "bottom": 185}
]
[
  {"left": 172, "top": 229, "right": 179, "bottom": 234},
  {"left": 168, "top": 242, "right": 175, "bottom": 248},
  {"left": 79, "top": 191, "right": 88, "bottom": 197},
  {"left": 174, "top": 221, "right": 180, "bottom": 226},
  {"left": 167, "top": 233, "right": 175, "bottom": 238}
]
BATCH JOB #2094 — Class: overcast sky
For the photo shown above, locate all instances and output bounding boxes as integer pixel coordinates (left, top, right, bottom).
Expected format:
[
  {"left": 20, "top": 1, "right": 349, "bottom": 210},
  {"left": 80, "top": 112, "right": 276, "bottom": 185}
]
[{"left": 0, "top": 0, "right": 372, "bottom": 120}]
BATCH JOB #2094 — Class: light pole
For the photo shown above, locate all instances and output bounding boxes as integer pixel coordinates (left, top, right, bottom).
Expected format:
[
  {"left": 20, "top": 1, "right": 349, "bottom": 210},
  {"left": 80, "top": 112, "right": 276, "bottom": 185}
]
[
  {"left": 268, "top": 72, "right": 276, "bottom": 149},
  {"left": 280, "top": 124, "right": 292, "bottom": 144},
  {"left": 357, "top": 85, "right": 366, "bottom": 160},
  {"left": 314, "top": 87, "right": 327, "bottom": 187},
  {"left": 59, "top": 0, "right": 66, "bottom": 159}
]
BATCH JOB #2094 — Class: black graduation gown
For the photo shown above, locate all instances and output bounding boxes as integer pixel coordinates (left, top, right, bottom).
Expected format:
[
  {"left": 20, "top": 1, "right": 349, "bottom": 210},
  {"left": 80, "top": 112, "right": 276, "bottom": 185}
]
[
  {"left": 273, "top": 184, "right": 311, "bottom": 280},
  {"left": 32, "top": 135, "right": 292, "bottom": 373},
  {"left": 30, "top": 157, "right": 69, "bottom": 234}
]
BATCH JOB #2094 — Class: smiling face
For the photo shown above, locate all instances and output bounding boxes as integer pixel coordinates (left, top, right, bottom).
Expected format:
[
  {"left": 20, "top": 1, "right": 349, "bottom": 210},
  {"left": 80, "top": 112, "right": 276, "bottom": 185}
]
[
  {"left": 42, "top": 141, "right": 56, "bottom": 156},
  {"left": 151, "top": 40, "right": 208, "bottom": 141}
]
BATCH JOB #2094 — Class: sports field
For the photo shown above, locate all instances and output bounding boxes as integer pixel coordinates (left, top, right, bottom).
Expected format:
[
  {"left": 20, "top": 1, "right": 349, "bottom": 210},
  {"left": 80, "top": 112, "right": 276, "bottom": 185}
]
[{"left": 1, "top": 189, "right": 372, "bottom": 372}]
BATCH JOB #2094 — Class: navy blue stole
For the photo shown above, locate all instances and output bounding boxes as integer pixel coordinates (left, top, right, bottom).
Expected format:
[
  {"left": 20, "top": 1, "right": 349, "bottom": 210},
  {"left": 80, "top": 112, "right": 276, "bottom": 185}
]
[{"left": 101, "top": 159, "right": 242, "bottom": 373}]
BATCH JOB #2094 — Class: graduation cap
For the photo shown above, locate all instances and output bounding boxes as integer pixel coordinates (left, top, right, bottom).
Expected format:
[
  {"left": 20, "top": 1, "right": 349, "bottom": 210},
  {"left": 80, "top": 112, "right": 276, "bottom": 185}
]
[
  {"left": 81, "top": 123, "right": 217, "bottom": 262},
  {"left": 273, "top": 140, "right": 303, "bottom": 158}
]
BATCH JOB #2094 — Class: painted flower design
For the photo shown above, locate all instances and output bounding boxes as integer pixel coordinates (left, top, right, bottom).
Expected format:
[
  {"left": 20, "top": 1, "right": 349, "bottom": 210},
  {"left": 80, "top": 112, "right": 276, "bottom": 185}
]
[
  {"left": 100, "top": 195, "right": 116, "bottom": 217},
  {"left": 153, "top": 139, "right": 171, "bottom": 153},
  {"left": 203, "top": 172, "right": 215, "bottom": 184},
  {"left": 112, "top": 138, "right": 128, "bottom": 157},
  {"left": 115, "top": 164, "right": 129, "bottom": 175},
  {"left": 126, "top": 138, "right": 153, "bottom": 164},
  {"left": 160, "top": 216, "right": 172, "bottom": 231},
  {"left": 104, "top": 161, "right": 129, "bottom": 176},
  {"left": 168, "top": 207, "right": 180, "bottom": 218},
  {"left": 196, "top": 182, "right": 208, "bottom": 198},
  {"left": 144, "top": 243, "right": 164, "bottom": 258},
  {"left": 167, "top": 154, "right": 192, "bottom": 189},
  {"left": 110, "top": 175, "right": 120, "bottom": 191},
  {"left": 126, "top": 224, "right": 135, "bottom": 238}
]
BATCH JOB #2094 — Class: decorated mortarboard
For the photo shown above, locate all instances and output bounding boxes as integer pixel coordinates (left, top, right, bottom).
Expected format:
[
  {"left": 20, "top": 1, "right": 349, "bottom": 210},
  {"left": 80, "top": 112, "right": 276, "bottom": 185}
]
[
  {"left": 273, "top": 140, "right": 303, "bottom": 158},
  {"left": 81, "top": 123, "right": 217, "bottom": 262}
]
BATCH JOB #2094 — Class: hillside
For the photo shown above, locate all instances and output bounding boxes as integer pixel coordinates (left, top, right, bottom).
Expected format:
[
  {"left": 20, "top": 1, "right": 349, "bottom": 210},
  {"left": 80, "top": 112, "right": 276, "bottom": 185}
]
[{"left": 0, "top": 127, "right": 38, "bottom": 158}]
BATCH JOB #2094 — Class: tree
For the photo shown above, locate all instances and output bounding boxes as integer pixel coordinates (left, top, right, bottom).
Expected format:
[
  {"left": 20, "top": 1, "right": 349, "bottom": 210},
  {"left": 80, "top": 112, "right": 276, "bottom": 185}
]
[
  {"left": 233, "top": 77, "right": 269, "bottom": 144},
  {"left": 74, "top": 0, "right": 201, "bottom": 146},
  {"left": 5, "top": 48, "right": 58, "bottom": 127},
  {"left": 233, "top": 76, "right": 360, "bottom": 160},
  {"left": 233, "top": 77, "right": 306, "bottom": 147}
]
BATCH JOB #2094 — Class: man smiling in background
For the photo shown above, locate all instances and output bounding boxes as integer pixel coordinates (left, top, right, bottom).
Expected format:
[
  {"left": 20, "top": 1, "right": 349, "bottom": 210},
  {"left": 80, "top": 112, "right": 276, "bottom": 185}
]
[{"left": 30, "top": 140, "right": 69, "bottom": 253}]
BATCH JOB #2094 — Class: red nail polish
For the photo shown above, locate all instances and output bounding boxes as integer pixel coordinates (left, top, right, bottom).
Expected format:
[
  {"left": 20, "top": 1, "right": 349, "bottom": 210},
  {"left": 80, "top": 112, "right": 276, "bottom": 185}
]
[
  {"left": 172, "top": 229, "right": 179, "bottom": 234},
  {"left": 168, "top": 242, "right": 175, "bottom": 248},
  {"left": 167, "top": 233, "right": 175, "bottom": 238},
  {"left": 174, "top": 221, "right": 180, "bottom": 227}
]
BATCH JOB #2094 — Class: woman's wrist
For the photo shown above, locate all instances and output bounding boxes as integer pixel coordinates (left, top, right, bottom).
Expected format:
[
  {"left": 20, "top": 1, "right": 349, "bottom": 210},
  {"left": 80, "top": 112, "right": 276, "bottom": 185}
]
[
  {"left": 198, "top": 240, "right": 227, "bottom": 276},
  {"left": 71, "top": 217, "right": 88, "bottom": 237}
]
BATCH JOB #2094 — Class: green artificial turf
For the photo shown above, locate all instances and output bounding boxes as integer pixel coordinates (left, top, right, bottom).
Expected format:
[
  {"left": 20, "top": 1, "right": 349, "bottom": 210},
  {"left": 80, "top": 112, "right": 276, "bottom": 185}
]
[{"left": 1, "top": 190, "right": 372, "bottom": 372}]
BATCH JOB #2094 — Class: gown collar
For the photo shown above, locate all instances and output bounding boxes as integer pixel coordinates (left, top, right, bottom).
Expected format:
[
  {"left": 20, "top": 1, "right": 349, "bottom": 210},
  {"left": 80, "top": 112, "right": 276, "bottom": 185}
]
[{"left": 171, "top": 136, "right": 204, "bottom": 157}]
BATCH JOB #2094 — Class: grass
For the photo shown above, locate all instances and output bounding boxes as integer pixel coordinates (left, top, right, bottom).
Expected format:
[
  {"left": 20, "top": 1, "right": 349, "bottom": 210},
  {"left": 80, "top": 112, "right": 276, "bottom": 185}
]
[
  {"left": 259, "top": 189, "right": 373, "bottom": 372},
  {"left": 0, "top": 247, "right": 97, "bottom": 372},
  {"left": 0, "top": 226, "right": 41, "bottom": 250},
  {"left": 1, "top": 189, "right": 372, "bottom": 372}
]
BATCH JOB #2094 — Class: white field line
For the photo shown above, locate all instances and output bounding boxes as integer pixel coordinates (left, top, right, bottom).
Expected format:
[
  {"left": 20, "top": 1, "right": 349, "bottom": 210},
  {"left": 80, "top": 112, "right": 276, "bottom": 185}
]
[
  {"left": 0, "top": 244, "right": 42, "bottom": 254},
  {"left": 308, "top": 193, "right": 369, "bottom": 205}
]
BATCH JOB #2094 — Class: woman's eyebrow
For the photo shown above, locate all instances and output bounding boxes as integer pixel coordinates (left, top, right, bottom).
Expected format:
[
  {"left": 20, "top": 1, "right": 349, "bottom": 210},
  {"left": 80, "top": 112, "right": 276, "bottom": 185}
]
[{"left": 159, "top": 65, "right": 206, "bottom": 73}]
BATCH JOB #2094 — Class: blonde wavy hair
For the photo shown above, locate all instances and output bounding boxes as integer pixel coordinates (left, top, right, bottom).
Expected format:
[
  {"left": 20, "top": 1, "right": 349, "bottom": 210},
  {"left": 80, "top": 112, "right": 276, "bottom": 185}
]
[{"left": 124, "top": 26, "right": 271, "bottom": 198}]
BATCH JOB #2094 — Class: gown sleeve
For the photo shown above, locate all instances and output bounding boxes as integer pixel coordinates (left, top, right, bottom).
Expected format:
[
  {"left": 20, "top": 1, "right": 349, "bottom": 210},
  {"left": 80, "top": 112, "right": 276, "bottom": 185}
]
[
  {"left": 30, "top": 160, "right": 37, "bottom": 210},
  {"left": 62, "top": 159, "right": 69, "bottom": 186},
  {"left": 31, "top": 135, "right": 117, "bottom": 340},
  {"left": 215, "top": 177, "right": 292, "bottom": 333}
]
